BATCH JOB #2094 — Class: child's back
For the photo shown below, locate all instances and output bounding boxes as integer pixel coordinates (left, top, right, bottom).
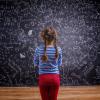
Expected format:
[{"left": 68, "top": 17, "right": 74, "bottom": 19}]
[{"left": 34, "top": 44, "right": 62, "bottom": 75}]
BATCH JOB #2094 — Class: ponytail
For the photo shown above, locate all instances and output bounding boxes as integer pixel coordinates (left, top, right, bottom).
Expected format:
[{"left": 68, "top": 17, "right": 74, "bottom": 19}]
[{"left": 41, "top": 36, "right": 48, "bottom": 62}]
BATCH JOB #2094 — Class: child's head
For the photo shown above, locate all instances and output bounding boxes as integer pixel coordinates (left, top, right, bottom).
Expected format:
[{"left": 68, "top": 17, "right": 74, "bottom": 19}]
[{"left": 40, "top": 26, "right": 59, "bottom": 62}]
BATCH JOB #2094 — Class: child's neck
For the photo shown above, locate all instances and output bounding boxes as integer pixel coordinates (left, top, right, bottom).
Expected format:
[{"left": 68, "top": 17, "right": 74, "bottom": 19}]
[
  {"left": 46, "top": 41, "right": 54, "bottom": 47},
  {"left": 46, "top": 44, "right": 54, "bottom": 47},
  {"left": 45, "top": 42, "right": 54, "bottom": 47}
]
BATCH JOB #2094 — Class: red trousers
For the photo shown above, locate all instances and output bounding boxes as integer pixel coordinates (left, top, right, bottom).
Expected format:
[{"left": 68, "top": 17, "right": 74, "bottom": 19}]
[{"left": 38, "top": 73, "right": 60, "bottom": 100}]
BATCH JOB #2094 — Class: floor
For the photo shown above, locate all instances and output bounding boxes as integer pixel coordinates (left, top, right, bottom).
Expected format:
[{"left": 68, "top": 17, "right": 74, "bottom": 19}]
[{"left": 0, "top": 86, "right": 100, "bottom": 100}]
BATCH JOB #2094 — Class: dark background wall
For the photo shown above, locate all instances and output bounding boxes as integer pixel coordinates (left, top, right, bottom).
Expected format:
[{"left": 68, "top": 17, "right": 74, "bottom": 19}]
[{"left": 0, "top": 0, "right": 100, "bottom": 86}]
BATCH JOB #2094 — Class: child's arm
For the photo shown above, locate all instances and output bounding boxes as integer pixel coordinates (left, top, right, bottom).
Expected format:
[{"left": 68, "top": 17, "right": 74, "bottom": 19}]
[{"left": 58, "top": 48, "right": 63, "bottom": 76}]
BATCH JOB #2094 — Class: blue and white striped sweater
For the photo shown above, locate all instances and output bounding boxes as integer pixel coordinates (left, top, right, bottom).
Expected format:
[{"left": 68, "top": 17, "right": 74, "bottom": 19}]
[{"left": 33, "top": 44, "right": 62, "bottom": 75}]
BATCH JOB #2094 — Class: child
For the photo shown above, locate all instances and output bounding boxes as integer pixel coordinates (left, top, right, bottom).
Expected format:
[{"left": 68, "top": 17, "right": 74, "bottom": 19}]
[{"left": 33, "top": 26, "right": 62, "bottom": 100}]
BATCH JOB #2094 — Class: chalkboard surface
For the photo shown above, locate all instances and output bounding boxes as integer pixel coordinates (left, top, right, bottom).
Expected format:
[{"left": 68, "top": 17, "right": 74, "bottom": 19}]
[{"left": 0, "top": 0, "right": 100, "bottom": 86}]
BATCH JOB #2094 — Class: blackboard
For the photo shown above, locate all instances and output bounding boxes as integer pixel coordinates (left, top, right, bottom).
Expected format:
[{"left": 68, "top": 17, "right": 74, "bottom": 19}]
[{"left": 0, "top": 0, "right": 100, "bottom": 86}]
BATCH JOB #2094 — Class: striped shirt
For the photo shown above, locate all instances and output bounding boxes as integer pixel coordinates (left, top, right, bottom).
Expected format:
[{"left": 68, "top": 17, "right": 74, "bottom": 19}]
[{"left": 33, "top": 44, "right": 62, "bottom": 75}]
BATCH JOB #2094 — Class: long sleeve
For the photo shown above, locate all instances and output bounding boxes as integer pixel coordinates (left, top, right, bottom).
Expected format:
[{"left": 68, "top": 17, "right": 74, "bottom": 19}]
[
  {"left": 58, "top": 48, "right": 62, "bottom": 67},
  {"left": 33, "top": 47, "right": 39, "bottom": 67}
]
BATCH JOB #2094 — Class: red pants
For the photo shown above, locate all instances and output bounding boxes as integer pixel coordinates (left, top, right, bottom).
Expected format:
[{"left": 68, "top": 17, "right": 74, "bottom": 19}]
[{"left": 38, "top": 73, "right": 60, "bottom": 100}]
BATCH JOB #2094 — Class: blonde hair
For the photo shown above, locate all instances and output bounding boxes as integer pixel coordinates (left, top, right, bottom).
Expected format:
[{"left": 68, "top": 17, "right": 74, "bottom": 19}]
[{"left": 40, "top": 26, "right": 59, "bottom": 62}]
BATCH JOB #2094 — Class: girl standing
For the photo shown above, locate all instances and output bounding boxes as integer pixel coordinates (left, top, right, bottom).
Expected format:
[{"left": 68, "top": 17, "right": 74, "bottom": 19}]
[{"left": 33, "top": 26, "right": 62, "bottom": 100}]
